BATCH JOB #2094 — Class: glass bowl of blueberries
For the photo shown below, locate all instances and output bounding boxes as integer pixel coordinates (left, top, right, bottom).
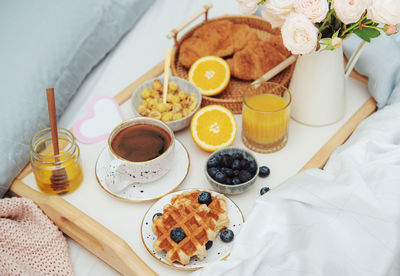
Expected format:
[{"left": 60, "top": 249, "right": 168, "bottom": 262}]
[{"left": 204, "top": 147, "right": 259, "bottom": 195}]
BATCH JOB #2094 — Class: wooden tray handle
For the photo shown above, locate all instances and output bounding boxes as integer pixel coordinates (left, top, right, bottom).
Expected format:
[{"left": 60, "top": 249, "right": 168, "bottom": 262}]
[
  {"left": 167, "top": 4, "right": 213, "bottom": 45},
  {"left": 10, "top": 180, "right": 157, "bottom": 276}
]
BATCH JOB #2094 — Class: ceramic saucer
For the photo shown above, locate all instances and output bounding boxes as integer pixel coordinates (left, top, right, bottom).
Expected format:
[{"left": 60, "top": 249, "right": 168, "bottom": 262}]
[
  {"left": 141, "top": 189, "right": 244, "bottom": 269},
  {"left": 95, "top": 139, "right": 189, "bottom": 202}
]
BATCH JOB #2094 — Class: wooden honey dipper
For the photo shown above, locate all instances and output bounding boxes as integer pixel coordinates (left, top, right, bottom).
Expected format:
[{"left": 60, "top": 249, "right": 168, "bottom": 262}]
[{"left": 46, "top": 88, "right": 69, "bottom": 194}]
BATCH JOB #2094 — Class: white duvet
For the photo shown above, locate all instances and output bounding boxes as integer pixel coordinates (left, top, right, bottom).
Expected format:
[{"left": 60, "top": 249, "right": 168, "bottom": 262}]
[{"left": 193, "top": 101, "right": 400, "bottom": 275}]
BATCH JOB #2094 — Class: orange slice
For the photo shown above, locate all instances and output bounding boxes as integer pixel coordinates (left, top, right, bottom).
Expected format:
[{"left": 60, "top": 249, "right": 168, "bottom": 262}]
[
  {"left": 188, "top": 56, "right": 230, "bottom": 96},
  {"left": 190, "top": 105, "right": 237, "bottom": 152}
]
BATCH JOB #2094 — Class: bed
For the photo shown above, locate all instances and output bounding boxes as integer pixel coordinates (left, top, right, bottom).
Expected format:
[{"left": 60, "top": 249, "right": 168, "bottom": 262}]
[{"left": 3, "top": 0, "right": 400, "bottom": 275}]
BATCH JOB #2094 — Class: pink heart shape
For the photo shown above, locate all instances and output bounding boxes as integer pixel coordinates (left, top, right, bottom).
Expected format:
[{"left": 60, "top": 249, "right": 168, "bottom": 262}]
[{"left": 73, "top": 96, "right": 125, "bottom": 144}]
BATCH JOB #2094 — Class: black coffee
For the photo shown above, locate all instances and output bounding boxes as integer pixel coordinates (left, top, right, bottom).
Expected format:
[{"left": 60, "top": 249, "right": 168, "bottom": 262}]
[{"left": 111, "top": 124, "right": 171, "bottom": 162}]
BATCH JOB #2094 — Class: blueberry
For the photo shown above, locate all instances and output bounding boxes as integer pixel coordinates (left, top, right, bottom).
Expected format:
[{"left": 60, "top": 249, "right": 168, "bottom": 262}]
[
  {"left": 214, "top": 171, "right": 226, "bottom": 183},
  {"left": 221, "top": 167, "right": 234, "bottom": 177},
  {"left": 232, "top": 152, "right": 243, "bottom": 160},
  {"left": 232, "top": 176, "right": 241, "bottom": 185},
  {"left": 225, "top": 177, "right": 233, "bottom": 185},
  {"left": 205, "top": 240, "right": 213, "bottom": 250},
  {"left": 207, "top": 167, "right": 219, "bottom": 178},
  {"left": 221, "top": 154, "right": 233, "bottom": 168},
  {"left": 220, "top": 229, "right": 234, "bottom": 242},
  {"left": 231, "top": 159, "right": 241, "bottom": 170},
  {"left": 152, "top": 212, "right": 162, "bottom": 220},
  {"left": 240, "top": 159, "right": 249, "bottom": 169},
  {"left": 260, "top": 186, "right": 270, "bottom": 195},
  {"left": 170, "top": 227, "right": 186, "bottom": 243},
  {"left": 198, "top": 191, "right": 212, "bottom": 205},
  {"left": 214, "top": 153, "right": 222, "bottom": 163},
  {"left": 207, "top": 156, "right": 220, "bottom": 168},
  {"left": 233, "top": 170, "right": 240, "bottom": 176},
  {"left": 239, "top": 170, "right": 252, "bottom": 182},
  {"left": 259, "top": 166, "right": 270, "bottom": 178},
  {"left": 248, "top": 161, "right": 257, "bottom": 174}
]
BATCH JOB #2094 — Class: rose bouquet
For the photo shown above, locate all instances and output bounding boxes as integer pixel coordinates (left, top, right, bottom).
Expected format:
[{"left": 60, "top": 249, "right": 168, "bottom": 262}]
[{"left": 237, "top": 0, "right": 400, "bottom": 55}]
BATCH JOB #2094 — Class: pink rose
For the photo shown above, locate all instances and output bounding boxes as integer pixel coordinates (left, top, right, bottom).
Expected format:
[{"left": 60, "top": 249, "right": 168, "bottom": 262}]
[
  {"left": 333, "top": 0, "right": 369, "bottom": 24},
  {"left": 237, "top": 0, "right": 259, "bottom": 16},
  {"left": 281, "top": 13, "right": 319, "bottom": 54},
  {"left": 384, "top": 24, "right": 398, "bottom": 35},
  {"left": 261, "top": 0, "right": 295, "bottom": 28},
  {"left": 294, "top": 0, "right": 329, "bottom": 23},
  {"left": 367, "top": 0, "right": 400, "bottom": 25},
  {"left": 332, "top": 37, "right": 343, "bottom": 48}
]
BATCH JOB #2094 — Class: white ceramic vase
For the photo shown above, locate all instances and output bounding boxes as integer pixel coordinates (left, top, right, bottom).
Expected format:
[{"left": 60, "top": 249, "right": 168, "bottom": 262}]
[{"left": 289, "top": 46, "right": 346, "bottom": 126}]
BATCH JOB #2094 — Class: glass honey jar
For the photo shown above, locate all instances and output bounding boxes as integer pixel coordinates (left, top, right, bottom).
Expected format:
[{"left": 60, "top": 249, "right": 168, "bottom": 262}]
[{"left": 30, "top": 128, "right": 83, "bottom": 195}]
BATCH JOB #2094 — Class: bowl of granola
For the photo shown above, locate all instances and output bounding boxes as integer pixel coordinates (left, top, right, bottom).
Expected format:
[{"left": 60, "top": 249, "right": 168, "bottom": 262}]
[{"left": 131, "top": 76, "right": 202, "bottom": 132}]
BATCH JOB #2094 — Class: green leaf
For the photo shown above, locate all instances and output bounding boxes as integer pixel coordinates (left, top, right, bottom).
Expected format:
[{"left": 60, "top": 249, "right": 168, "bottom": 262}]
[
  {"left": 319, "top": 38, "right": 332, "bottom": 45},
  {"left": 325, "top": 45, "right": 336, "bottom": 51},
  {"left": 257, "top": 0, "right": 266, "bottom": 5},
  {"left": 364, "top": 28, "right": 381, "bottom": 38},
  {"left": 353, "top": 28, "right": 381, "bottom": 42},
  {"left": 332, "top": 30, "right": 340, "bottom": 38}
]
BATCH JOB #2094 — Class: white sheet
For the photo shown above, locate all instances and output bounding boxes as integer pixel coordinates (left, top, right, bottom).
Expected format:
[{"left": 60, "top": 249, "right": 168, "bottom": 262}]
[{"left": 193, "top": 101, "right": 400, "bottom": 276}]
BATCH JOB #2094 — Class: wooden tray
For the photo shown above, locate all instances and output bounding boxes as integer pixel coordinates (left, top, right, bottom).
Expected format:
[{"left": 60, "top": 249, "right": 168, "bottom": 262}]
[
  {"left": 169, "top": 6, "right": 295, "bottom": 114},
  {"left": 9, "top": 40, "right": 376, "bottom": 276}
]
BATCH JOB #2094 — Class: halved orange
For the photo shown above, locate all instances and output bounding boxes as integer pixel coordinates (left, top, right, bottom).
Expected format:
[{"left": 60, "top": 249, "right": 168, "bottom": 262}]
[
  {"left": 190, "top": 105, "right": 237, "bottom": 152},
  {"left": 188, "top": 56, "right": 230, "bottom": 96}
]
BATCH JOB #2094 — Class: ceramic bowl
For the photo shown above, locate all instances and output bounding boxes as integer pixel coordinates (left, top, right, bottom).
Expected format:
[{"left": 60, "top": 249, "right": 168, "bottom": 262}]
[
  {"left": 131, "top": 76, "right": 202, "bottom": 132},
  {"left": 204, "top": 147, "right": 259, "bottom": 195}
]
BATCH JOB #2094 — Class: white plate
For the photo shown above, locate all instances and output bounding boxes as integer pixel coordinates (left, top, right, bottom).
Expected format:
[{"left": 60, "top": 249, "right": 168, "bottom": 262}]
[
  {"left": 141, "top": 189, "right": 244, "bottom": 270},
  {"left": 95, "top": 139, "right": 189, "bottom": 202}
]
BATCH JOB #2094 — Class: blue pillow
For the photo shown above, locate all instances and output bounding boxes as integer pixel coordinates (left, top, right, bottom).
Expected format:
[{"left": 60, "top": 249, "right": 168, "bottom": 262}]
[{"left": 0, "top": 0, "right": 154, "bottom": 197}]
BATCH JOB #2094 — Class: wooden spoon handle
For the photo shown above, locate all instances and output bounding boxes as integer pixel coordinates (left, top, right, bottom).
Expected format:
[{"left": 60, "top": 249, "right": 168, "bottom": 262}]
[
  {"left": 10, "top": 180, "right": 157, "bottom": 276},
  {"left": 46, "top": 88, "right": 60, "bottom": 155},
  {"left": 163, "top": 48, "right": 171, "bottom": 104},
  {"left": 251, "top": 55, "right": 297, "bottom": 88}
]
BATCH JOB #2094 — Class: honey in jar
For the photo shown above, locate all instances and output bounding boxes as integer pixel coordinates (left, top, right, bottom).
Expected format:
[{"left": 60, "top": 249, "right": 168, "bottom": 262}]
[{"left": 30, "top": 128, "right": 83, "bottom": 195}]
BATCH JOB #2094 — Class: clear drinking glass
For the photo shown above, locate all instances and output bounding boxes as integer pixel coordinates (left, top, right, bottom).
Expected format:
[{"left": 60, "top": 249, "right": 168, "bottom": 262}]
[{"left": 242, "top": 82, "right": 291, "bottom": 153}]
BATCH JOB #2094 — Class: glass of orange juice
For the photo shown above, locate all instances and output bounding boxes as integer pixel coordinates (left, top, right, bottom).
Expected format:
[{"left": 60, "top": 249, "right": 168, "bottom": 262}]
[{"left": 242, "top": 82, "right": 291, "bottom": 153}]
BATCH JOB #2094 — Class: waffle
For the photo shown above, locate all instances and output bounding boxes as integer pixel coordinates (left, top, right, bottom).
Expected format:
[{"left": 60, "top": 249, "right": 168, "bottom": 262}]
[{"left": 152, "top": 190, "right": 229, "bottom": 264}]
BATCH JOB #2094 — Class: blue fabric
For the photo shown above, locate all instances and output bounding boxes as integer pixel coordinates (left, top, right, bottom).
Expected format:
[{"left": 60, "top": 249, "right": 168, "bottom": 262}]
[
  {"left": 343, "top": 31, "right": 400, "bottom": 108},
  {"left": 0, "top": 0, "right": 154, "bottom": 197}
]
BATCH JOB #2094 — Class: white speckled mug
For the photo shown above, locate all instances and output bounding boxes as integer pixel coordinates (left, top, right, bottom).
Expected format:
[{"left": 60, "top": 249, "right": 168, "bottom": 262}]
[{"left": 104, "top": 117, "right": 175, "bottom": 193}]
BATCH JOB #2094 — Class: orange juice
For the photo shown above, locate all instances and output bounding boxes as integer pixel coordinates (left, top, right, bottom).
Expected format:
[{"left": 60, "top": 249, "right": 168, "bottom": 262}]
[{"left": 242, "top": 93, "right": 290, "bottom": 150}]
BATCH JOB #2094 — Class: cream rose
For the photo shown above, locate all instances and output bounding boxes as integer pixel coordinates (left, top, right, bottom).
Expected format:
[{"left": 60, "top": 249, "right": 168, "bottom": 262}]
[
  {"left": 333, "top": 0, "right": 369, "bottom": 24},
  {"left": 261, "top": 0, "right": 295, "bottom": 28},
  {"left": 237, "top": 0, "right": 259, "bottom": 16},
  {"left": 281, "top": 13, "right": 319, "bottom": 54},
  {"left": 294, "top": 0, "right": 329, "bottom": 23},
  {"left": 367, "top": 0, "right": 400, "bottom": 25}
]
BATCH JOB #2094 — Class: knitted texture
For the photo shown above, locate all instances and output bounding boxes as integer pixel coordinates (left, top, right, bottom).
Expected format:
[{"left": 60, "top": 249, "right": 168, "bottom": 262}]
[{"left": 0, "top": 197, "right": 74, "bottom": 275}]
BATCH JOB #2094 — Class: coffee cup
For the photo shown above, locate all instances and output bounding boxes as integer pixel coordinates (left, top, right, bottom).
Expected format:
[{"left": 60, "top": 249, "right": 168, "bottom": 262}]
[{"left": 104, "top": 117, "right": 175, "bottom": 193}]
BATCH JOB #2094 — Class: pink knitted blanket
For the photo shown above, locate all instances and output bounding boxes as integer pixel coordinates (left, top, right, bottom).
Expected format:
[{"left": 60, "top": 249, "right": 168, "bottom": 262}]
[{"left": 0, "top": 197, "right": 74, "bottom": 275}]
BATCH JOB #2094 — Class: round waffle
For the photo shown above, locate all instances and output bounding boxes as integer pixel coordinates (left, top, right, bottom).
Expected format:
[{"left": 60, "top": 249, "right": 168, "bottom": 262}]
[
  {"left": 141, "top": 189, "right": 244, "bottom": 269},
  {"left": 152, "top": 190, "right": 229, "bottom": 265}
]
